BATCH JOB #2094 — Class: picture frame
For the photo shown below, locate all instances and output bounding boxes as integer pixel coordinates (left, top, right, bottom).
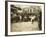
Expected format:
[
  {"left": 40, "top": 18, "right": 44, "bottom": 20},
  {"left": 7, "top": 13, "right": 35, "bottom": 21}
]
[{"left": 5, "top": 1, "right": 45, "bottom": 36}]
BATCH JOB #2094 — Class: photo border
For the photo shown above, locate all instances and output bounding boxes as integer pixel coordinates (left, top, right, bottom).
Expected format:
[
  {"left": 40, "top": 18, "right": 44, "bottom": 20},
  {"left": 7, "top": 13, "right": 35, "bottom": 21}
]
[{"left": 5, "top": 1, "right": 45, "bottom": 36}]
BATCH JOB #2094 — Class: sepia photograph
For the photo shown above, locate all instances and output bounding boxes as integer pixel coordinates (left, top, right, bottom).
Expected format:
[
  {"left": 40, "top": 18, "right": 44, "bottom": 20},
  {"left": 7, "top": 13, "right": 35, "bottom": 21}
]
[
  {"left": 5, "top": 1, "right": 45, "bottom": 35},
  {"left": 11, "top": 5, "right": 42, "bottom": 32}
]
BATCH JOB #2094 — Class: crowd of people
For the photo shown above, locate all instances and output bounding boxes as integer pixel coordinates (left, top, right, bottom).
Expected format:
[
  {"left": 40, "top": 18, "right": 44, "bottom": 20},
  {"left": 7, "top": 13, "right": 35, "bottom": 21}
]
[{"left": 11, "top": 12, "right": 39, "bottom": 23}]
